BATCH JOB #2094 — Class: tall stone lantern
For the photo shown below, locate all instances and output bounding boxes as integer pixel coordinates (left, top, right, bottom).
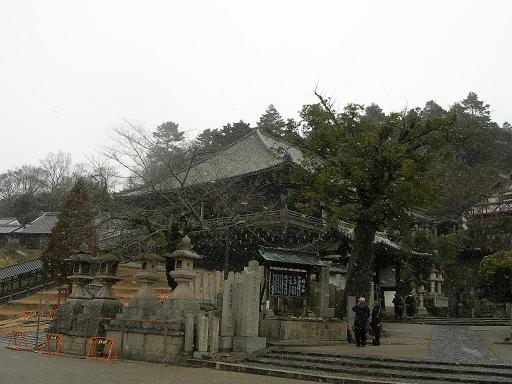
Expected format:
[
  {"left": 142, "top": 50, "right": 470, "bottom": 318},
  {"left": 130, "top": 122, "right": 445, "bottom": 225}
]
[
  {"left": 49, "top": 243, "right": 94, "bottom": 334},
  {"left": 87, "top": 253, "right": 123, "bottom": 336},
  {"left": 168, "top": 235, "right": 202, "bottom": 300},
  {"left": 158, "top": 235, "right": 202, "bottom": 330},
  {"left": 67, "top": 243, "right": 94, "bottom": 300}
]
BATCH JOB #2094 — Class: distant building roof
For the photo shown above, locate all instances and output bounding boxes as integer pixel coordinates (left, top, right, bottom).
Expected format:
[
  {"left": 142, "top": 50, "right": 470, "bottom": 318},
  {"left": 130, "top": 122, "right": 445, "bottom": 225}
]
[
  {"left": 0, "top": 218, "right": 21, "bottom": 234},
  {"left": 122, "top": 129, "right": 304, "bottom": 196},
  {"left": 95, "top": 214, "right": 148, "bottom": 252},
  {"left": 0, "top": 259, "right": 43, "bottom": 281},
  {"left": 0, "top": 218, "right": 19, "bottom": 226},
  {"left": 259, "top": 246, "right": 329, "bottom": 267},
  {"left": 334, "top": 221, "right": 430, "bottom": 257},
  {"left": 14, "top": 212, "right": 60, "bottom": 235}
]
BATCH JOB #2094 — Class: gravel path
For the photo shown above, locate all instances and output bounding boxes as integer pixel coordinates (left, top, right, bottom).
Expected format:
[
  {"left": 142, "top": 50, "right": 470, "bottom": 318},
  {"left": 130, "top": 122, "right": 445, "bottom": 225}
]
[{"left": 429, "top": 325, "right": 499, "bottom": 363}]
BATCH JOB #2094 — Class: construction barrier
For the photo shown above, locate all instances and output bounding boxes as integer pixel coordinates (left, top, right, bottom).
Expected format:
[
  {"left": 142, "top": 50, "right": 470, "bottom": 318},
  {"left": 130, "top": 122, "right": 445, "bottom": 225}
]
[
  {"left": 43, "top": 333, "right": 65, "bottom": 355},
  {"left": 6, "top": 330, "right": 30, "bottom": 351},
  {"left": 86, "top": 337, "right": 118, "bottom": 362},
  {"left": 22, "top": 310, "right": 38, "bottom": 321}
]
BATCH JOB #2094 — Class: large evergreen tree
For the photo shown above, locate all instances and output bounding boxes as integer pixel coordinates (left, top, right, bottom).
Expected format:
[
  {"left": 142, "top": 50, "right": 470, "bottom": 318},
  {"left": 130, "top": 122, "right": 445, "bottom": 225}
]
[
  {"left": 296, "top": 93, "right": 457, "bottom": 304},
  {"left": 41, "top": 178, "right": 98, "bottom": 284}
]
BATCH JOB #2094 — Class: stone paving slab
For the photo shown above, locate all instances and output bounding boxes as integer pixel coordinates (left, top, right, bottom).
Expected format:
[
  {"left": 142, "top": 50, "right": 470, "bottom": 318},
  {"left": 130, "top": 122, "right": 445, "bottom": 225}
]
[{"left": 429, "top": 325, "right": 499, "bottom": 363}]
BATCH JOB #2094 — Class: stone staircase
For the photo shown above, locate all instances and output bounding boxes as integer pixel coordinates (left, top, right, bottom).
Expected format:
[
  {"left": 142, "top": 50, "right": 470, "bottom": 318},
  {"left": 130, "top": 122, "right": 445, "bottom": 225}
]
[
  {"left": 384, "top": 317, "right": 510, "bottom": 326},
  {"left": 211, "top": 348, "right": 512, "bottom": 384}
]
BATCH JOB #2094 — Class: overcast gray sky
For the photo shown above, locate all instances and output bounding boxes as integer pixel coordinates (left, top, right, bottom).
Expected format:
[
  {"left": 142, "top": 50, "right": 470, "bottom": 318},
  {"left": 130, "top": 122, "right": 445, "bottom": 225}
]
[{"left": 1, "top": 0, "right": 510, "bottom": 172}]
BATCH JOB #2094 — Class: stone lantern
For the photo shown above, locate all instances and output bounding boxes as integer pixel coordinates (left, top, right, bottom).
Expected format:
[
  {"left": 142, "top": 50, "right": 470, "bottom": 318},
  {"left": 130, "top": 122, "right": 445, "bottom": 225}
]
[
  {"left": 109, "top": 250, "right": 164, "bottom": 332},
  {"left": 49, "top": 243, "right": 94, "bottom": 334},
  {"left": 167, "top": 235, "right": 202, "bottom": 300},
  {"left": 91, "top": 253, "right": 122, "bottom": 301},
  {"left": 66, "top": 243, "right": 94, "bottom": 300},
  {"left": 86, "top": 253, "right": 123, "bottom": 336},
  {"left": 158, "top": 236, "right": 202, "bottom": 330}
]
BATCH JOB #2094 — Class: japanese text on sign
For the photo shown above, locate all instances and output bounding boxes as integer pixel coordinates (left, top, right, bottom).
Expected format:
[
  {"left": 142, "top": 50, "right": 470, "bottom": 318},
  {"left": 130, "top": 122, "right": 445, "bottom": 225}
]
[{"left": 270, "top": 270, "right": 307, "bottom": 297}]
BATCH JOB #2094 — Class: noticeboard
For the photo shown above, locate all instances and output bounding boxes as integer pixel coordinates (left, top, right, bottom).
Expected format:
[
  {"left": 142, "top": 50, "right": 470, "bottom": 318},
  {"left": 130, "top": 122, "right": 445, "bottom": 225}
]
[{"left": 270, "top": 270, "right": 307, "bottom": 298}]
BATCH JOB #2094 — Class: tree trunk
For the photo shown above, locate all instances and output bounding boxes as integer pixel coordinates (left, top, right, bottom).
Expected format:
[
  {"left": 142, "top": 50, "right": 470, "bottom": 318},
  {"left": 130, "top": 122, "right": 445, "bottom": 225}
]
[{"left": 341, "top": 218, "right": 377, "bottom": 317}]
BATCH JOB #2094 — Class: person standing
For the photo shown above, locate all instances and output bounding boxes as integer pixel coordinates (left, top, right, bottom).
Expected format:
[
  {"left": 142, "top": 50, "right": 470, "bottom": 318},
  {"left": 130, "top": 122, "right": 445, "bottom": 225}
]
[
  {"left": 405, "top": 294, "right": 415, "bottom": 319},
  {"left": 370, "top": 301, "right": 382, "bottom": 346},
  {"left": 352, "top": 297, "right": 370, "bottom": 347},
  {"left": 392, "top": 293, "right": 403, "bottom": 320}
]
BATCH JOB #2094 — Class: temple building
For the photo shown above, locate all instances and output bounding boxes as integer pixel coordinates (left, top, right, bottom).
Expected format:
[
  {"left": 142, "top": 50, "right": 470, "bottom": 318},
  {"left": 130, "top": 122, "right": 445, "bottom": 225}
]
[{"left": 118, "top": 128, "right": 427, "bottom": 310}]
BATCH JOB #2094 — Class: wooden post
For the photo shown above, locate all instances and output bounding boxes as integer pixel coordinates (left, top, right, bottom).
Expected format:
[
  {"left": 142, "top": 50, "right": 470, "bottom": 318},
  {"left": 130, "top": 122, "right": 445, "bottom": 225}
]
[{"left": 223, "top": 229, "right": 230, "bottom": 280}]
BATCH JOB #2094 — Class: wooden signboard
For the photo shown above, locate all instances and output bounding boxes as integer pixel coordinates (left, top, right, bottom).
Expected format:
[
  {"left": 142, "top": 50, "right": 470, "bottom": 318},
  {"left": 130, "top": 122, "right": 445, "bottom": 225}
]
[{"left": 270, "top": 270, "right": 307, "bottom": 298}]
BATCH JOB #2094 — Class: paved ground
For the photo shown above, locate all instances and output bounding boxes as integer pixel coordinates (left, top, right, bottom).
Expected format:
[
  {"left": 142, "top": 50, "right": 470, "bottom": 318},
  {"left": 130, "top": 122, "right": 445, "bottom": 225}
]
[
  {"left": 1, "top": 323, "right": 510, "bottom": 383},
  {"left": 429, "top": 325, "right": 499, "bottom": 363},
  {"left": 286, "top": 322, "right": 433, "bottom": 359},
  {"left": 0, "top": 347, "right": 316, "bottom": 384},
  {"left": 471, "top": 325, "right": 512, "bottom": 363},
  {"left": 285, "top": 322, "right": 512, "bottom": 363}
]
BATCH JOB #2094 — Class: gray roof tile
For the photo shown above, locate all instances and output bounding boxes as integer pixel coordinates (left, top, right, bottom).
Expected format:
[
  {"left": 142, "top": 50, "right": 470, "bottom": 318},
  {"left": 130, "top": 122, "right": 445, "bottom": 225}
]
[
  {"left": 0, "top": 259, "right": 43, "bottom": 281},
  {"left": 15, "top": 212, "right": 59, "bottom": 235}
]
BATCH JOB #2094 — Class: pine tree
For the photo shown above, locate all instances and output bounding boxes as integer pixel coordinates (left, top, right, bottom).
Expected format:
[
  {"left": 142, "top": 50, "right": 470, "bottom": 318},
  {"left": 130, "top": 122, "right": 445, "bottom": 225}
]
[
  {"left": 41, "top": 178, "right": 98, "bottom": 284},
  {"left": 257, "top": 104, "right": 287, "bottom": 136}
]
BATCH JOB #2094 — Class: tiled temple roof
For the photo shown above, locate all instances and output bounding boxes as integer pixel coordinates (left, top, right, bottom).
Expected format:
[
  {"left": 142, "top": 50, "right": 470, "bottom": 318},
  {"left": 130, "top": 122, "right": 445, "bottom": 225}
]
[
  {"left": 14, "top": 212, "right": 59, "bottom": 235},
  {"left": 122, "top": 129, "right": 304, "bottom": 196}
]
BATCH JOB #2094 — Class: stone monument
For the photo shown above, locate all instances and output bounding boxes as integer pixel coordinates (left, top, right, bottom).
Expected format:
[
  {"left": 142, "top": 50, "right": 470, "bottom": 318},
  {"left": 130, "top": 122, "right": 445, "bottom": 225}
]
[{"left": 232, "top": 260, "right": 266, "bottom": 352}]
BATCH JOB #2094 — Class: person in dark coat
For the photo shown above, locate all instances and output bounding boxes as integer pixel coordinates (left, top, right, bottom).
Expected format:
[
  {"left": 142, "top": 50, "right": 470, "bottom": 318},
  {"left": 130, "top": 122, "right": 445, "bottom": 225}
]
[
  {"left": 352, "top": 297, "right": 370, "bottom": 347},
  {"left": 392, "top": 293, "right": 403, "bottom": 320},
  {"left": 405, "top": 294, "right": 415, "bottom": 318},
  {"left": 370, "top": 301, "right": 382, "bottom": 346}
]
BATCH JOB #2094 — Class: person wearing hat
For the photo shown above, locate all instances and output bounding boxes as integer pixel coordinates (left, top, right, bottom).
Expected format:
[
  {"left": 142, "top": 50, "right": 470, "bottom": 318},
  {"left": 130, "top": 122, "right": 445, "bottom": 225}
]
[{"left": 352, "top": 297, "right": 370, "bottom": 347}]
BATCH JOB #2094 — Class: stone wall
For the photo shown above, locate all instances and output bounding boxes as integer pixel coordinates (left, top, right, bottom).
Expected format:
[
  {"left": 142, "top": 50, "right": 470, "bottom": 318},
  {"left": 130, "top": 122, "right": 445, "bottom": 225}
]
[
  {"left": 259, "top": 318, "right": 347, "bottom": 342},
  {"left": 107, "top": 329, "right": 184, "bottom": 363}
]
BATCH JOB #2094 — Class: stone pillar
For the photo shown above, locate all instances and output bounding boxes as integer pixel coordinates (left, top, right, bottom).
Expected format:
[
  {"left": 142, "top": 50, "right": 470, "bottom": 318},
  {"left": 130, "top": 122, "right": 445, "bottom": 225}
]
[
  {"left": 208, "top": 274, "right": 214, "bottom": 302},
  {"left": 196, "top": 315, "right": 208, "bottom": 353},
  {"left": 215, "top": 271, "right": 222, "bottom": 295},
  {"left": 219, "top": 274, "right": 235, "bottom": 351},
  {"left": 232, "top": 268, "right": 266, "bottom": 352},
  {"left": 202, "top": 273, "right": 209, "bottom": 302},
  {"left": 239, "top": 272, "right": 259, "bottom": 336},
  {"left": 184, "top": 313, "right": 194, "bottom": 353},
  {"left": 208, "top": 315, "right": 219, "bottom": 353},
  {"left": 318, "top": 265, "right": 332, "bottom": 317},
  {"left": 248, "top": 259, "right": 259, "bottom": 273},
  {"left": 430, "top": 272, "right": 436, "bottom": 293}
]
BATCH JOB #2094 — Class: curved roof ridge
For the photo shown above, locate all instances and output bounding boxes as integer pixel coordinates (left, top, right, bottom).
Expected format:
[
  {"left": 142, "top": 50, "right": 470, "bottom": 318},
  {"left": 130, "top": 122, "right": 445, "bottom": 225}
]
[{"left": 255, "top": 128, "right": 304, "bottom": 165}]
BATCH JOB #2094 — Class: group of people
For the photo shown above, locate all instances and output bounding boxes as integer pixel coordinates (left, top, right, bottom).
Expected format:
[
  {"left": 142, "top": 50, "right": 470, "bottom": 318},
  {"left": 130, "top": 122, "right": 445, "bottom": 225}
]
[
  {"left": 351, "top": 292, "right": 416, "bottom": 347},
  {"left": 351, "top": 298, "right": 382, "bottom": 347},
  {"left": 392, "top": 293, "right": 415, "bottom": 320}
]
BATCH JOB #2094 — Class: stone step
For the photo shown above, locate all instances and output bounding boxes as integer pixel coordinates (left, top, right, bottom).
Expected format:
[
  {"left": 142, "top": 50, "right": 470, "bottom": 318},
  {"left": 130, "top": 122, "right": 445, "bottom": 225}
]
[
  {"left": 257, "top": 351, "right": 512, "bottom": 378},
  {"left": 211, "top": 361, "right": 408, "bottom": 384},
  {"left": 245, "top": 356, "right": 512, "bottom": 384},
  {"left": 271, "top": 348, "right": 512, "bottom": 370},
  {"left": 384, "top": 318, "right": 510, "bottom": 326}
]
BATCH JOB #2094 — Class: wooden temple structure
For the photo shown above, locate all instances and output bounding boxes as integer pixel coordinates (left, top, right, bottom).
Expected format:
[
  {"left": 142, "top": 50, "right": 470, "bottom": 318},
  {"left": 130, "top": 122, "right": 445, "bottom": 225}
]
[{"left": 119, "top": 128, "right": 425, "bottom": 310}]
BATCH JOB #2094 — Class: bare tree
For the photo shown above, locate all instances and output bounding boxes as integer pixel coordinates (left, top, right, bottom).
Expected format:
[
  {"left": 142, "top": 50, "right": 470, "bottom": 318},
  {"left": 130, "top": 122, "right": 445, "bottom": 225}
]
[{"left": 40, "top": 152, "right": 72, "bottom": 193}]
